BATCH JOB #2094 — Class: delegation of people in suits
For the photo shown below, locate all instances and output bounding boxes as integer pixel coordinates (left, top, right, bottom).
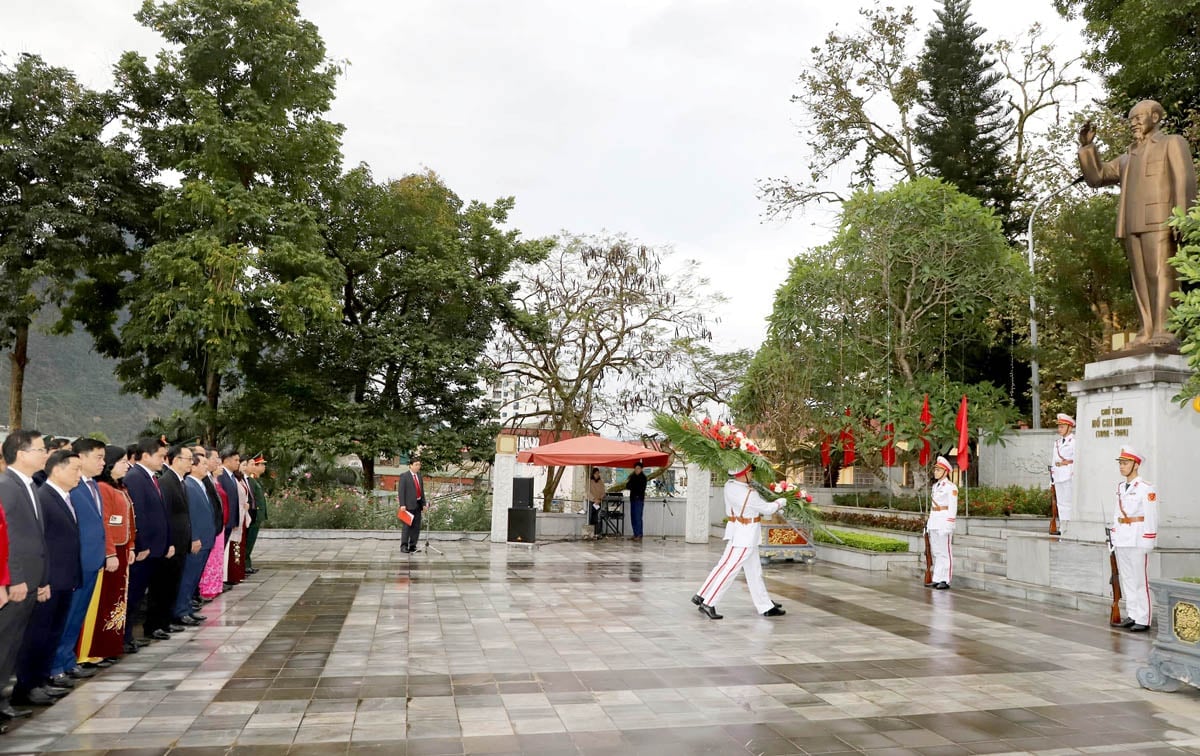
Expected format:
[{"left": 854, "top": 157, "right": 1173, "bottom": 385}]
[{"left": 0, "top": 430, "right": 269, "bottom": 730}]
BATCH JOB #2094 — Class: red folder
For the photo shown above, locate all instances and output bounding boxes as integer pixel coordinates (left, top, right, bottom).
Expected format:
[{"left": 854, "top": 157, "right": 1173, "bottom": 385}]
[{"left": 397, "top": 507, "right": 414, "bottom": 526}]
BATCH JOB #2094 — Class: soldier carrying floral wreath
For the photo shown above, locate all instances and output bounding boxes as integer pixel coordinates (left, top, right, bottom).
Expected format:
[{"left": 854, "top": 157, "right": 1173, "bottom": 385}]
[{"left": 653, "top": 414, "right": 816, "bottom": 620}]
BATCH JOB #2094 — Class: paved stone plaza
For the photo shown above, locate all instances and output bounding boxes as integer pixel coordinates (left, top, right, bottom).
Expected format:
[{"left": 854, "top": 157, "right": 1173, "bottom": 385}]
[{"left": 3, "top": 533, "right": 1200, "bottom": 755}]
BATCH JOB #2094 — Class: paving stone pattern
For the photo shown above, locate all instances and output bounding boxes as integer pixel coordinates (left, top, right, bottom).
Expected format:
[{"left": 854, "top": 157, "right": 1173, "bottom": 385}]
[{"left": 3, "top": 535, "right": 1200, "bottom": 755}]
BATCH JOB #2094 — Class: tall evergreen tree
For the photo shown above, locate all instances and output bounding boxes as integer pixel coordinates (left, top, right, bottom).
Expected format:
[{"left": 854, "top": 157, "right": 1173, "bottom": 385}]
[{"left": 916, "top": 0, "right": 1020, "bottom": 238}]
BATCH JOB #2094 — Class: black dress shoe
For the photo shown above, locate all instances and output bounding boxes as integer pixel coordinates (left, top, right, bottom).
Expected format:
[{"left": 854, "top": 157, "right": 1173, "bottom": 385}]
[
  {"left": 68, "top": 666, "right": 96, "bottom": 679},
  {"left": 0, "top": 704, "right": 32, "bottom": 719},
  {"left": 123, "top": 641, "right": 140, "bottom": 654},
  {"left": 935, "top": 582, "right": 950, "bottom": 590},
  {"left": 691, "top": 594, "right": 703, "bottom": 606},
  {"left": 176, "top": 616, "right": 201, "bottom": 626},
  {"left": 150, "top": 629, "right": 171, "bottom": 641},
  {"left": 133, "top": 638, "right": 151, "bottom": 647},
  {"left": 43, "top": 685, "right": 70, "bottom": 698},
  {"left": 246, "top": 567, "right": 259, "bottom": 574},
  {"left": 772, "top": 600, "right": 782, "bottom": 609},
  {"left": 924, "top": 582, "right": 936, "bottom": 588},
  {"left": 168, "top": 623, "right": 187, "bottom": 632},
  {"left": 189, "top": 613, "right": 208, "bottom": 622},
  {"left": 1112, "top": 617, "right": 1136, "bottom": 628},
  {"left": 12, "top": 688, "right": 57, "bottom": 706},
  {"left": 1130, "top": 623, "right": 1151, "bottom": 632},
  {"left": 47, "top": 674, "right": 75, "bottom": 689},
  {"left": 762, "top": 606, "right": 786, "bottom": 617},
  {"left": 698, "top": 603, "right": 723, "bottom": 620}
]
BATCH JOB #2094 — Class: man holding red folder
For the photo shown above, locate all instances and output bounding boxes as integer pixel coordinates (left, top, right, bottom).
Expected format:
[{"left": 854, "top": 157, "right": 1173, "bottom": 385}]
[{"left": 398, "top": 460, "right": 426, "bottom": 553}]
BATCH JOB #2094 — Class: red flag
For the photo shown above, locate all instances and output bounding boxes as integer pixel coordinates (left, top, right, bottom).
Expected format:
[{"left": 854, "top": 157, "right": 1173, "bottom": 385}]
[
  {"left": 955, "top": 395, "right": 969, "bottom": 471},
  {"left": 881, "top": 423, "right": 896, "bottom": 467},
  {"left": 919, "top": 394, "right": 932, "bottom": 466},
  {"left": 820, "top": 434, "right": 832, "bottom": 467},
  {"left": 840, "top": 407, "right": 856, "bottom": 466}
]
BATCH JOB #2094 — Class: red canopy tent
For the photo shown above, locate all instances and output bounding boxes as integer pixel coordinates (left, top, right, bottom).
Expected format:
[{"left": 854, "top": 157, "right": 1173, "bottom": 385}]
[{"left": 516, "top": 435, "right": 669, "bottom": 468}]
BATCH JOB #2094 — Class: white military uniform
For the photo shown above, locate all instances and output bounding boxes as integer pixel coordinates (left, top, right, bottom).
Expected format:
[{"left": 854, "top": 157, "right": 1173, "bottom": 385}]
[
  {"left": 695, "top": 479, "right": 783, "bottom": 613},
  {"left": 928, "top": 475, "right": 958, "bottom": 585},
  {"left": 1051, "top": 432, "right": 1075, "bottom": 521},
  {"left": 1111, "top": 476, "right": 1159, "bottom": 626}
]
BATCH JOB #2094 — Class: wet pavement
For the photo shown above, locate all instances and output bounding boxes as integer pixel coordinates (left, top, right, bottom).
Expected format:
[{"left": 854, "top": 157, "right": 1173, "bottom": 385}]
[{"left": 2, "top": 533, "right": 1199, "bottom": 755}]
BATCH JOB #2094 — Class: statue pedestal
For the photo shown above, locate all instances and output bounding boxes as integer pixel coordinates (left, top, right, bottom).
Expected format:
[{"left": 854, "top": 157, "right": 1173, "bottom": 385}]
[{"left": 1063, "top": 352, "right": 1200, "bottom": 586}]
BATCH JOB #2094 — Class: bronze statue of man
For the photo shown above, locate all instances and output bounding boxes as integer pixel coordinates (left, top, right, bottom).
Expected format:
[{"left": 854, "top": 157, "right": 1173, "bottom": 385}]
[{"left": 1078, "top": 100, "right": 1197, "bottom": 349}]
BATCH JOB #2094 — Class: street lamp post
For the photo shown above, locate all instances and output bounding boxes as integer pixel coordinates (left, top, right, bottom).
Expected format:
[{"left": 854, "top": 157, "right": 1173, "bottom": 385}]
[{"left": 1027, "top": 176, "right": 1084, "bottom": 429}]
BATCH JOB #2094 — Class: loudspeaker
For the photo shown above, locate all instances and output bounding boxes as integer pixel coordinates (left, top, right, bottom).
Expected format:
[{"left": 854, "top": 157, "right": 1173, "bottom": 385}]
[
  {"left": 512, "top": 477, "right": 534, "bottom": 508},
  {"left": 507, "top": 507, "right": 536, "bottom": 543}
]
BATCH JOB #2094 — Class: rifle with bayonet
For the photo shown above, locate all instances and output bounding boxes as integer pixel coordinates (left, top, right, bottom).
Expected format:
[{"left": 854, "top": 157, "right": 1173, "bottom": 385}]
[{"left": 1106, "top": 526, "right": 1122, "bottom": 626}]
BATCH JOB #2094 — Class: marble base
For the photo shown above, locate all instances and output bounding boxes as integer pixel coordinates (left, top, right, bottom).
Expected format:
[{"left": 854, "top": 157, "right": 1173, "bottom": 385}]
[
  {"left": 1067, "top": 352, "right": 1200, "bottom": 547},
  {"left": 1007, "top": 532, "right": 1200, "bottom": 596}
]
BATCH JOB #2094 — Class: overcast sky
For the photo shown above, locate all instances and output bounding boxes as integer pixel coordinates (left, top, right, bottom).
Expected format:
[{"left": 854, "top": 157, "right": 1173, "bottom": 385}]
[{"left": 1, "top": 1, "right": 1090, "bottom": 352}]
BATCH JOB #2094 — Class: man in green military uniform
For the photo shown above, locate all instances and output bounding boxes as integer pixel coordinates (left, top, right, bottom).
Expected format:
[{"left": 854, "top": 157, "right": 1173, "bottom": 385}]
[{"left": 244, "top": 454, "right": 268, "bottom": 574}]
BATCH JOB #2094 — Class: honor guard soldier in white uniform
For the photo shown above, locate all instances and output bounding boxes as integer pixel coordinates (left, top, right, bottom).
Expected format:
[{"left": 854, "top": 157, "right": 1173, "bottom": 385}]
[
  {"left": 1050, "top": 413, "right": 1076, "bottom": 534},
  {"left": 927, "top": 456, "right": 958, "bottom": 589},
  {"left": 691, "top": 463, "right": 786, "bottom": 619},
  {"left": 1111, "top": 446, "right": 1158, "bottom": 632}
]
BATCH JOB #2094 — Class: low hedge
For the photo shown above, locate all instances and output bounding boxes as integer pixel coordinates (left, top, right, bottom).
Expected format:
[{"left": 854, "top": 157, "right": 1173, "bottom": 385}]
[
  {"left": 832, "top": 485, "right": 1051, "bottom": 517},
  {"left": 814, "top": 528, "right": 909, "bottom": 553}
]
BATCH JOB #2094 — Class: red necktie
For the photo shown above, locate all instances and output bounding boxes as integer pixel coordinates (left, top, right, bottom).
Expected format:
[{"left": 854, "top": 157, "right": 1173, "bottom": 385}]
[{"left": 414, "top": 474, "right": 422, "bottom": 498}]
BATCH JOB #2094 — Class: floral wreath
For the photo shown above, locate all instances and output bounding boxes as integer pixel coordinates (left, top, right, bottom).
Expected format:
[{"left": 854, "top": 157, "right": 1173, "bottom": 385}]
[
  {"left": 652, "top": 414, "right": 776, "bottom": 486},
  {"left": 654, "top": 413, "right": 819, "bottom": 523}
]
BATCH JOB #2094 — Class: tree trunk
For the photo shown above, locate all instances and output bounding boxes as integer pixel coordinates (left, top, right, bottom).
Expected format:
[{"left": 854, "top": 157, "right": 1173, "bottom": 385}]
[
  {"left": 361, "top": 455, "right": 376, "bottom": 492},
  {"left": 8, "top": 322, "right": 29, "bottom": 429},
  {"left": 542, "top": 465, "right": 565, "bottom": 512},
  {"left": 205, "top": 368, "right": 221, "bottom": 445}
]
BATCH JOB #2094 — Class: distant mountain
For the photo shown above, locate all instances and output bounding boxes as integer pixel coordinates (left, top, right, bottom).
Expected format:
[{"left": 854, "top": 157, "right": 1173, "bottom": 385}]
[{"left": 0, "top": 310, "right": 191, "bottom": 443}]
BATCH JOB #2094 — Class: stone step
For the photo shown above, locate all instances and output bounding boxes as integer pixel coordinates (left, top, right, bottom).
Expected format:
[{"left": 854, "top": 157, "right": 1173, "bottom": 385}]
[{"left": 901, "top": 563, "right": 1115, "bottom": 615}]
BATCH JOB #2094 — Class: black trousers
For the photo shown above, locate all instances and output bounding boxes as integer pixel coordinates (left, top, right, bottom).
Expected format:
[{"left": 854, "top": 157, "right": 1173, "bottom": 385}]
[
  {"left": 146, "top": 552, "right": 184, "bottom": 633},
  {"left": 402, "top": 509, "right": 423, "bottom": 550},
  {"left": 126, "top": 558, "right": 153, "bottom": 641},
  {"left": 0, "top": 594, "right": 38, "bottom": 700},
  {"left": 15, "top": 588, "right": 73, "bottom": 692}
]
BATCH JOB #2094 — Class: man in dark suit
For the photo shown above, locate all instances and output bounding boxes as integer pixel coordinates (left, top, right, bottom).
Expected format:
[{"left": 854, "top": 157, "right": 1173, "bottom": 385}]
[
  {"left": 217, "top": 449, "right": 240, "bottom": 543},
  {"left": 13, "top": 450, "right": 82, "bottom": 706},
  {"left": 399, "top": 459, "right": 427, "bottom": 553},
  {"left": 0, "top": 430, "right": 49, "bottom": 721},
  {"left": 125, "top": 437, "right": 173, "bottom": 644},
  {"left": 203, "top": 447, "right": 225, "bottom": 548},
  {"left": 151, "top": 444, "right": 195, "bottom": 634},
  {"left": 174, "top": 444, "right": 214, "bottom": 625},
  {"left": 48, "top": 439, "right": 110, "bottom": 685}
]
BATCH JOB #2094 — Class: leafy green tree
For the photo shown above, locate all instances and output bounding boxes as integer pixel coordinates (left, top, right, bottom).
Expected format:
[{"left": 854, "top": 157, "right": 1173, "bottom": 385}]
[
  {"left": 737, "top": 178, "right": 1024, "bottom": 485},
  {"left": 492, "top": 234, "right": 718, "bottom": 508},
  {"left": 112, "top": 0, "right": 344, "bottom": 442},
  {"left": 1055, "top": 0, "right": 1200, "bottom": 141},
  {"left": 0, "top": 53, "right": 154, "bottom": 428},
  {"left": 916, "top": 0, "right": 1021, "bottom": 237},
  {"left": 1169, "top": 207, "right": 1200, "bottom": 400},
  {"left": 222, "top": 166, "right": 549, "bottom": 490}
]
